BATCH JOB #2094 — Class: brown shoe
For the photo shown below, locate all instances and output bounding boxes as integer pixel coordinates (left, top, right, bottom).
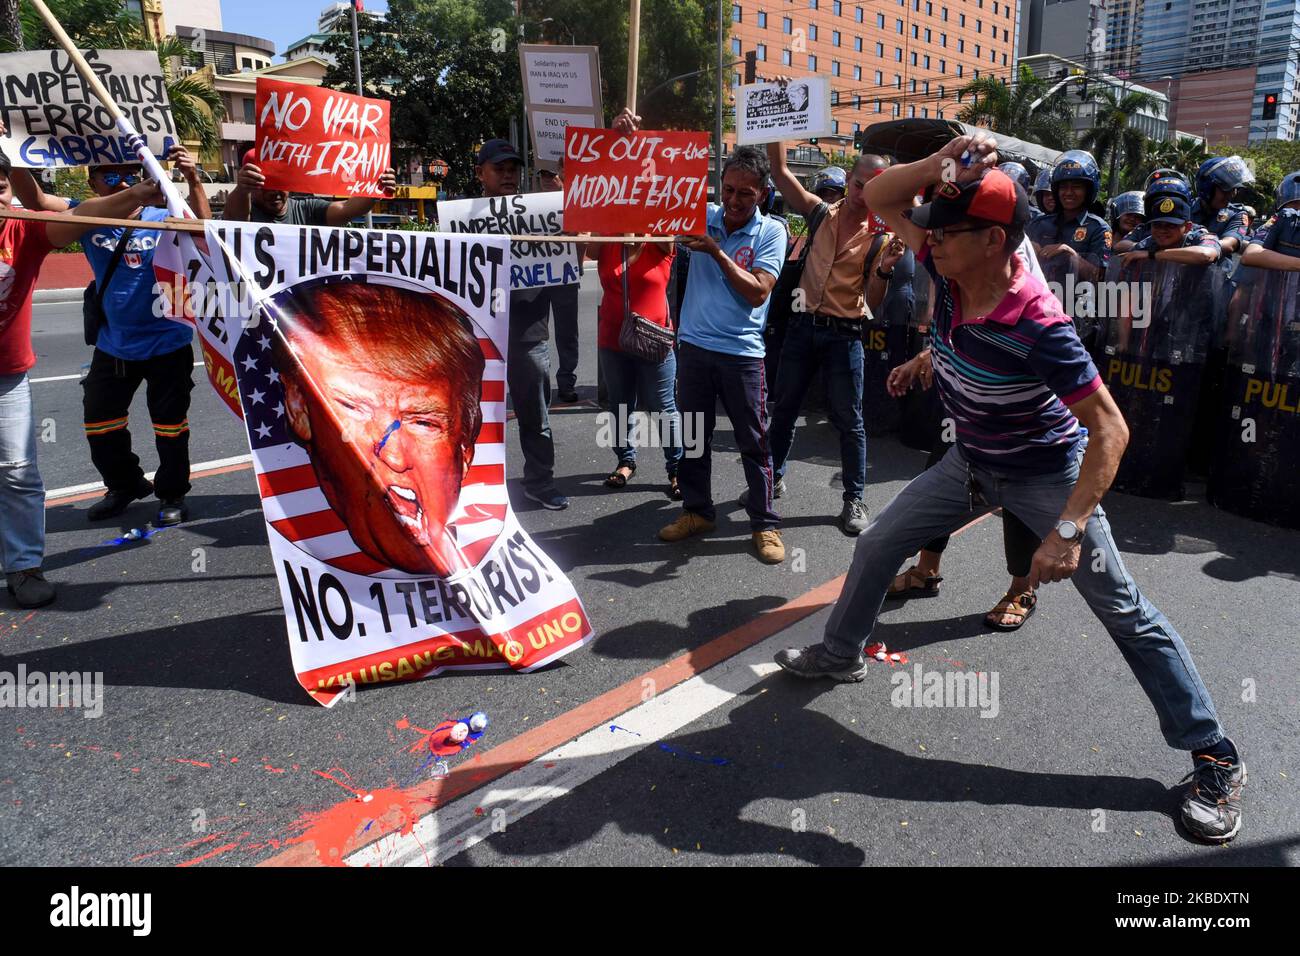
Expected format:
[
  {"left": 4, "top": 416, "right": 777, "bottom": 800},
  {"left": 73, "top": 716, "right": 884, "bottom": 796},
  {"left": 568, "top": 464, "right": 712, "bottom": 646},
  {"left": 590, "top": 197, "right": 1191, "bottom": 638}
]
[
  {"left": 752, "top": 529, "right": 785, "bottom": 564},
  {"left": 658, "top": 512, "right": 716, "bottom": 542}
]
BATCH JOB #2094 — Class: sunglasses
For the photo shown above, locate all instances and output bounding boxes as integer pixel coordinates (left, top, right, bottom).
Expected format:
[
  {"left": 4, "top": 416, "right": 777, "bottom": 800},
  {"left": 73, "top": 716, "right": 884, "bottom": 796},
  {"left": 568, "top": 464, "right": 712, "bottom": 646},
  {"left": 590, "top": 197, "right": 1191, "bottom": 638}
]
[
  {"left": 100, "top": 172, "right": 141, "bottom": 187},
  {"left": 928, "top": 224, "right": 993, "bottom": 242}
]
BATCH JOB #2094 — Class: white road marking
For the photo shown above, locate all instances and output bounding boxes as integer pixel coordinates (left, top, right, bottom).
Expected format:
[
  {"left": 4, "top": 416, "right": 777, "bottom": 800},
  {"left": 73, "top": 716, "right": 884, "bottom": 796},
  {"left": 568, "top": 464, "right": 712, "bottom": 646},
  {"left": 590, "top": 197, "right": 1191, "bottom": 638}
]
[
  {"left": 343, "top": 621, "right": 819, "bottom": 867},
  {"left": 44, "top": 454, "right": 253, "bottom": 500},
  {"left": 31, "top": 361, "right": 205, "bottom": 384}
]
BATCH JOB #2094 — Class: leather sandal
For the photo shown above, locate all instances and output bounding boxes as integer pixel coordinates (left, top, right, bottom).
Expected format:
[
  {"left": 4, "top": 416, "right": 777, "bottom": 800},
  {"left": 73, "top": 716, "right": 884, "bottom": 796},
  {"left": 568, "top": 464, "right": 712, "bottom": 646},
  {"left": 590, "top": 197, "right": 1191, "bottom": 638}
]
[
  {"left": 604, "top": 462, "right": 636, "bottom": 488},
  {"left": 885, "top": 565, "right": 943, "bottom": 599},
  {"left": 984, "top": 589, "right": 1038, "bottom": 631}
]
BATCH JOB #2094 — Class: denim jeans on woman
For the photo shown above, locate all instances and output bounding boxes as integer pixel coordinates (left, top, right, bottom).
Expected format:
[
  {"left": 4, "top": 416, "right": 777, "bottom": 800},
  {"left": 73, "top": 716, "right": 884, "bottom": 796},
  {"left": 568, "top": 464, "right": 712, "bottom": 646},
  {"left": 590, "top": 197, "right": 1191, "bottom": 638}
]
[
  {"left": 598, "top": 347, "right": 683, "bottom": 477},
  {"left": 0, "top": 373, "right": 46, "bottom": 574},
  {"left": 823, "top": 439, "right": 1225, "bottom": 752}
]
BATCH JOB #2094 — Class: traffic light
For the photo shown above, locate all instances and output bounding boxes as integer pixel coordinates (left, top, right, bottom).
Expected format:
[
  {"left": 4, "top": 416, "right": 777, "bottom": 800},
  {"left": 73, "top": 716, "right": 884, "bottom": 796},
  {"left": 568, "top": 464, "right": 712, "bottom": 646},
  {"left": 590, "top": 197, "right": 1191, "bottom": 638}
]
[
  {"left": 744, "top": 50, "right": 757, "bottom": 83},
  {"left": 853, "top": 130, "right": 866, "bottom": 152},
  {"left": 809, "top": 137, "right": 819, "bottom": 146},
  {"left": 1263, "top": 92, "right": 1279, "bottom": 120}
]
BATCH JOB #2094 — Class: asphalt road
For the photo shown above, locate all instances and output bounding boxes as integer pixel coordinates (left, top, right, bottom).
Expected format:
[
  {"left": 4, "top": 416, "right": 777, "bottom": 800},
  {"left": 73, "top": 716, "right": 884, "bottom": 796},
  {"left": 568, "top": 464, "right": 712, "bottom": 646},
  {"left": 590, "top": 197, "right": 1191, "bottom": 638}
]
[{"left": 2, "top": 270, "right": 1297, "bottom": 867}]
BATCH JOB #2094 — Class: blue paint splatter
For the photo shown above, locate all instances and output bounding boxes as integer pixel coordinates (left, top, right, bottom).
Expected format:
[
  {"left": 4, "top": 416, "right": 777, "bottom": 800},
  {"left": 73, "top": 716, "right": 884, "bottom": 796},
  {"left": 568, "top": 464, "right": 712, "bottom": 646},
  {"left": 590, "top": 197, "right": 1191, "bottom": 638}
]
[
  {"left": 659, "top": 743, "right": 729, "bottom": 766},
  {"left": 374, "top": 419, "right": 401, "bottom": 455},
  {"left": 92, "top": 526, "right": 167, "bottom": 549},
  {"left": 609, "top": 724, "right": 642, "bottom": 737}
]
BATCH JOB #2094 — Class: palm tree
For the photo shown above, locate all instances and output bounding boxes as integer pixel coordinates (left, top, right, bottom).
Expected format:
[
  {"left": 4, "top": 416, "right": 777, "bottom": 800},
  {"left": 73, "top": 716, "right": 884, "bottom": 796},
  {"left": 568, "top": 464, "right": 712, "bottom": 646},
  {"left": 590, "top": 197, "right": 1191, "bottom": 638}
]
[
  {"left": 954, "top": 66, "right": 1077, "bottom": 150},
  {"left": 1145, "top": 136, "right": 1209, "bottom": 181},
  {"left": 151, "top": 36, "right": 225, "bottom": 155},
  {"left": 1079, "top": 87, "right": 1163, "bottom": 197}
]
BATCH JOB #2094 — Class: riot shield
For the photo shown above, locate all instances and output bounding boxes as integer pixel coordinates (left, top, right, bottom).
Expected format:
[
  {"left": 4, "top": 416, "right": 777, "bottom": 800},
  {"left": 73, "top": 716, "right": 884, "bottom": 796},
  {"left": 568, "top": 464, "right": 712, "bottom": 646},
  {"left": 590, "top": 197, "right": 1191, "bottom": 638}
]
[
  {"left": 1207, "top": 268, "right": 1300, "bottom": 528},
  {"left": 861, "top": 248, "right": 916, "bottom": 436},
  {"left": 1100, "top": 259, "right": 1223, "bottom": 499},
  {"left": 897, "top": 266, "right": 945, "bottom": 451},
  {"left": 1041, "top": 253, "right": 1106, "bottom": 362}
]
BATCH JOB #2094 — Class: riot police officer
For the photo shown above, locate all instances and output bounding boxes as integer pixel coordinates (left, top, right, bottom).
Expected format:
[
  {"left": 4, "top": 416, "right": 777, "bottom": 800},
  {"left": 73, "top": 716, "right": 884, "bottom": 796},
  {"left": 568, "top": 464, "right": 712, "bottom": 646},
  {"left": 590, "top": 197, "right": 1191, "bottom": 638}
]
[
  {"left": 1241, "top": 171, "right": 1300, "bottom": 269},
  {"left": 1116, "top": 169, "right": 1193, "bottom": 251},
  {"left": 1193, "top": 156, "right": 1253, "bottom": 255},
  {"left": 1026, "top": 149, "right": 1110, "bottom": 283},
  {"left": 1031, "top": 166, "right": 1055, "bottom": 218},
  {"left": 998, "top": 161, "right": 1031, "bottom": 193},
  {"left": 1109, "top": 190, "right": 1146, "bottom": 243}
]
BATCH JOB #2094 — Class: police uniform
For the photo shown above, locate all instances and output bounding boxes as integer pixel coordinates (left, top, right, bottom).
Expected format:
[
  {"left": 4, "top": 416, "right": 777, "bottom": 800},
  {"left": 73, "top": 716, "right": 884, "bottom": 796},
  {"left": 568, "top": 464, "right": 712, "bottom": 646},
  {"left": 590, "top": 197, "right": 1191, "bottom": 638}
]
[
  {"left": 1026, "top": 208, "right": 1112, "bottom": 269},
  {"left": 1129, "top": 224, "right": 1222, "bottom": 258},
  {"left": 1256, "top": 207, "right": 1300, "bottom": 258},
  {"left": 1190, "top": 199, "right": 1249, "bottom": 247}
]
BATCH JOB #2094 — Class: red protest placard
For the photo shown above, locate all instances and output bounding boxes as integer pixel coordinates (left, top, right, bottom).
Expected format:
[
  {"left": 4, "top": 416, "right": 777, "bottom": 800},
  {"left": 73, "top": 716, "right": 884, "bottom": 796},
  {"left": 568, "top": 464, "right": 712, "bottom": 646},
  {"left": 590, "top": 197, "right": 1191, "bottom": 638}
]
[
  {"left": 254, "top": 78, "right": 391, "bottom": 197},
  {"left": 562, "top": 128, "right": 709, "bottom": 235}
]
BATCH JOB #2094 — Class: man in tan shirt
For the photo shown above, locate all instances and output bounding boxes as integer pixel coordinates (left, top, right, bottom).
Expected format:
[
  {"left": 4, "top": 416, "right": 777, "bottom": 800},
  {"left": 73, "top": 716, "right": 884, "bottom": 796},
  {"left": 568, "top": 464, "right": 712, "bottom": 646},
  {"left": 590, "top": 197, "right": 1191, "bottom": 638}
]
[{"left": 755, "top": 140, "right": 903, "bottom": 535}]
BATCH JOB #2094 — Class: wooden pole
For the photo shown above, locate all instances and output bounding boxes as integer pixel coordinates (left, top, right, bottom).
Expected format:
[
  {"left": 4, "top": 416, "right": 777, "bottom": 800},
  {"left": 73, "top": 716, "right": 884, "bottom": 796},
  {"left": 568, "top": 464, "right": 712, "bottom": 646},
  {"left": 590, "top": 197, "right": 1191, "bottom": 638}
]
[
  {"left": 626, "top": 0, "right": 641, "bottom": 116},
  {"left": 25, "top": 0, "right": 191, "bottom": 218}
]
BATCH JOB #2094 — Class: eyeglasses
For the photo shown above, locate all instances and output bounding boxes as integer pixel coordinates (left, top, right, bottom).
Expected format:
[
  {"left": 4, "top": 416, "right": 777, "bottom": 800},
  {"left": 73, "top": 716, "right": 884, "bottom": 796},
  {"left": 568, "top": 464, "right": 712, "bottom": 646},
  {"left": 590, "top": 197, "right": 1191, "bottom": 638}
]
[
  {"left": 100, "top": 172, "right": 141, "bottom": 187},
  {"left": 928, "top": 224, "right": 993, "bottom": 242}
]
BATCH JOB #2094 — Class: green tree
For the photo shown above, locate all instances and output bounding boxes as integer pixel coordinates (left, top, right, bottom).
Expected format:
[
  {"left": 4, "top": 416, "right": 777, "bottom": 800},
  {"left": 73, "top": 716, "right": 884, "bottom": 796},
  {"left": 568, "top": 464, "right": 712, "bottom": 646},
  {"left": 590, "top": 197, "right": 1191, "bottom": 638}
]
[
  {"left": 324, "top": 0, "right": 726, "bottom": 195},
  {"left": 1078, "top": 86, "right": 1163, "bottom": 197},
  {"left": 1234, "top": 140, "right": 1300, "bottom": 215},
  {"left": 954, "top": 66, "right": 1076, "bottom": 150},
  {"left": 1144, "top": 136, "right": 1209, "bottom": 182}
]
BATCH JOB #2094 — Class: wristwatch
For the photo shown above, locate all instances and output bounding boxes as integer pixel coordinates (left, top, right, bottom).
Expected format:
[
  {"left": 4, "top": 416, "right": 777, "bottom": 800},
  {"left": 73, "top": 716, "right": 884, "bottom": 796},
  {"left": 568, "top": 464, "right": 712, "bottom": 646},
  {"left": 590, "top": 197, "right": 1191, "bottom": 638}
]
[
  {"left": 875, "top": 267, "right": 894, "bottom": 279},
  {"left": 1055, "top": 518, "right": 1082, "bottom": 541}
]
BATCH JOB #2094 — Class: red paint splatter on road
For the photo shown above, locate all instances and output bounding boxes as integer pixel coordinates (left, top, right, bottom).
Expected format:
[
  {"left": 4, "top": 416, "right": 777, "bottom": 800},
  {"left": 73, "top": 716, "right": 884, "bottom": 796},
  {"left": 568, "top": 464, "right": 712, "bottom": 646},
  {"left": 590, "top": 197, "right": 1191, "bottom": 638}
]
[
  {"left": 177, "top": 840, "right": 244, "bottom": 867},
  {"left": 169, "top": 758, "right": 212, "bottom": 768},
  {"left": 289, "top": 787, "right": 432, "bottom": 866}
]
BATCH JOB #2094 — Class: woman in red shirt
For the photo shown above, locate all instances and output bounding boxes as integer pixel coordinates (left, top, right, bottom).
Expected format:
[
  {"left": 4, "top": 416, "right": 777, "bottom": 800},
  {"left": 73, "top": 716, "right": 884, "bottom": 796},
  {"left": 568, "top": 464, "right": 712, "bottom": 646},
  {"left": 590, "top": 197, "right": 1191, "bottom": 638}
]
[{"left": 591, "top": 237, "right": 683, "bottom": 497}]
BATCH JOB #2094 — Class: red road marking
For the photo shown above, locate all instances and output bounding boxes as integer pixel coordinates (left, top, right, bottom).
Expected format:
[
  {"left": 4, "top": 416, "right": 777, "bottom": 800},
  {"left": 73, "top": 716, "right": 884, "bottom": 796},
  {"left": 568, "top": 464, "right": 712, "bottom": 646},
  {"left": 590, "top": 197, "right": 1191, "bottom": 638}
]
[
  {"left": 260, "top": 509, "right": 998, "bottom": 867},
  {"left": 45, "top": 462, "right": 254, "bottom": 508}
]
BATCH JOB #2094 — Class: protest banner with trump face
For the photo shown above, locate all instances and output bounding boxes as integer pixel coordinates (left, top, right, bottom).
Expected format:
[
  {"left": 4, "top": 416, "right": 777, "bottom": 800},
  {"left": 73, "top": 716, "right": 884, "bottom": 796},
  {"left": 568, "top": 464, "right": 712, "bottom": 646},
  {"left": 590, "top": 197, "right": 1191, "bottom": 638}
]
[{"left": 155, "top": 222, "right": 592, "bottom": 705}]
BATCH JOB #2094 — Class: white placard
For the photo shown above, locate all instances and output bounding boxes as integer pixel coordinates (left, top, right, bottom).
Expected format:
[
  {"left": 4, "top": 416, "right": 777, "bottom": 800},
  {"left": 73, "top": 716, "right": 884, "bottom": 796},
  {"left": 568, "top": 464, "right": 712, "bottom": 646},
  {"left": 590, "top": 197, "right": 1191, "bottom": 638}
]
[
  {"left": 521, "top": 48, "right": 596, "bottom": 108},
  {"left": 0, "top": 49, "right": 178, "bottom": 167},
  {"left": 530, "top": 110, "right": 599, "bottom": 166},
  {"left": 735, "top": 77, "right": 834, "bottom": 146},
  {"left": 440, "top": 191, "right": 581, "bottom": 290}
]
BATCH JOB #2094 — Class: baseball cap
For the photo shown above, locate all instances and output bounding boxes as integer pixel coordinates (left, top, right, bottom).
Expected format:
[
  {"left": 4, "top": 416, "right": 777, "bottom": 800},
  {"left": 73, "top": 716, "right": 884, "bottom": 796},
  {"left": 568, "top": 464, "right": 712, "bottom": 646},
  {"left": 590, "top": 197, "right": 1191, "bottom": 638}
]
[
  {"left": 906, "top": 169, "right": 1030, "bottom": 231},
  {"left": 476, "top": 139, "right": 522, "bottom": 166},
  {"left": 1146, "top": 194, "right": 1191, "bottom": 225}
]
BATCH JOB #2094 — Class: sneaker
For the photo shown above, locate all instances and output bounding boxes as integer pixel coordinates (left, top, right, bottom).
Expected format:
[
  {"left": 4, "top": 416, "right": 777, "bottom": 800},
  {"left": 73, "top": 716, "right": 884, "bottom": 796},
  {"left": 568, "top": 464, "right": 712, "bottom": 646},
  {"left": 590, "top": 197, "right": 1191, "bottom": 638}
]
[
  {"left": 1180, "top": 753, "right": 1246, "bottom": 843},
  {"left": 524, "top": 487, "right": 569, "bottom": 510},
  {"left": 87, "top": 477, "right": 153, "bottom": 521},
  {"left": 753, "top": 529, "right": 785, "bottom": 563},
  {"left": 6, "top": 568, "right": 55, "bottom": 609},
  {"left": 738, "top": 477, "right": 786, "bottom": 508},
  {"left": 774, "top": 643, "right": 869, "bottom": 682},
  {"left": 157, "top": 497, "right": 189, "bottom": 527},
  {"left": 658, "top": 512, "right": 716, "bottom": 542},
  {"left": 840, "top": 498, "right": 869, "bottom": 536}
]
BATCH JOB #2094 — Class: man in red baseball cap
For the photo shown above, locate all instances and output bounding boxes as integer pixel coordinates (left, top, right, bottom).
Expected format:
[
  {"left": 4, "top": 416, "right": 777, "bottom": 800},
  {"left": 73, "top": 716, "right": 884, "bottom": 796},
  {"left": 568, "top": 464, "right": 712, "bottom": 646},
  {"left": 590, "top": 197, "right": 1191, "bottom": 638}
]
[
  {"left": 224, "top": 147, "right": 396, "bottom": 226},
  {"left": 774, "top": 133, "right": 1247, "bottom": 847}
]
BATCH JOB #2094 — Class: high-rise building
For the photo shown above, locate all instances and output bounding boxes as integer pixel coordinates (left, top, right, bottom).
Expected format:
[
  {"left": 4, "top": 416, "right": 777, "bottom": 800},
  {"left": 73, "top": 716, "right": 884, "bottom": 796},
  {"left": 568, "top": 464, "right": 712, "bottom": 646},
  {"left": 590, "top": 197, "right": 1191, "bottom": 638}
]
[
  {"left": 1136, "top": 0, "right": 1299, "bottom": 144},
  {"left": 1018, "top": 0, "right": 1106, "bottom": 67},
  {"left": 1104, "top": 0, "right": 1143, "bottom": 77},
  {"left": 727, "top": 0, "right": 1020, "bottom": 166}
]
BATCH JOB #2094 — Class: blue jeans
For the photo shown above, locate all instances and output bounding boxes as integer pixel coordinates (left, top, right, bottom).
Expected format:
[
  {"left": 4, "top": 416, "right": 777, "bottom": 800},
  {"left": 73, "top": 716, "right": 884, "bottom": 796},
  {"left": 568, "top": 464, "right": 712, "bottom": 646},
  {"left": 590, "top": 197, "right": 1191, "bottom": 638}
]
[
  {"left": 0, "top": 373, "right": 46, "bottom": 573},
  {"left": 768, "top": 315, "right": 867, "bottom": 501},
  {"left": 823, "top": 442, "right": 1225, "bottom": 752},
  {"left": 598, "top": 347, "right": 683, "bottom": 477}
]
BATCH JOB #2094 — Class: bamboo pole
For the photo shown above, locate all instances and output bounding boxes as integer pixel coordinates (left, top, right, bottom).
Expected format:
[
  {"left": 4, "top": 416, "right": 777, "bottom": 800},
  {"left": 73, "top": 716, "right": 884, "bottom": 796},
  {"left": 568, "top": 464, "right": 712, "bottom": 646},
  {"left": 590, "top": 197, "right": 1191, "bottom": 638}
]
[
  {"left": 0, "top": 208, "right": 672, "bottom": 242},
  {"left": 25, "top": 0, "right": 191, "bottom": 218}
]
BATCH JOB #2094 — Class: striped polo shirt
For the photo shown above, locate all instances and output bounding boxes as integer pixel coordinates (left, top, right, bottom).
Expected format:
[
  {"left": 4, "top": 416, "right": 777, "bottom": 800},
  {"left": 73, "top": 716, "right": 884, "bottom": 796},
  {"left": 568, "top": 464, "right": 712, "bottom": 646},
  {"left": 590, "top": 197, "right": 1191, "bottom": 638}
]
[{"left": 920, "top": 246, "right": 1102, "bottom": 476}]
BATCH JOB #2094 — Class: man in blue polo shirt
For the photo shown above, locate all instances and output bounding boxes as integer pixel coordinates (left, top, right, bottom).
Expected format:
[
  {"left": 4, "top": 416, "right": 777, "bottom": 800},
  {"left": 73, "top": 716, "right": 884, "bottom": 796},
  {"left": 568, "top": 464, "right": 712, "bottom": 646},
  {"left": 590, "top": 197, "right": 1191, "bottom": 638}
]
[
  {"left": 19, "top": 147, "right": 211, "bottom": 526},
  {"left": 651, "top": 126, "right": 788, "bottom": 563},
  {"left": 774, "top": 137, "right": 1246, "bottom": 846}
]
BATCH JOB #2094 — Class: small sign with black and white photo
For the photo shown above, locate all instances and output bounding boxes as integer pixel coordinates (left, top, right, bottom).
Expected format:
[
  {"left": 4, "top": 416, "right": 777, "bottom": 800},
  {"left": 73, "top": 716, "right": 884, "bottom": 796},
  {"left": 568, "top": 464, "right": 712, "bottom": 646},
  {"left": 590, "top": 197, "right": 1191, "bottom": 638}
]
[{"left": 735, "top": 77, "right": 833, "bottom": 145}]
